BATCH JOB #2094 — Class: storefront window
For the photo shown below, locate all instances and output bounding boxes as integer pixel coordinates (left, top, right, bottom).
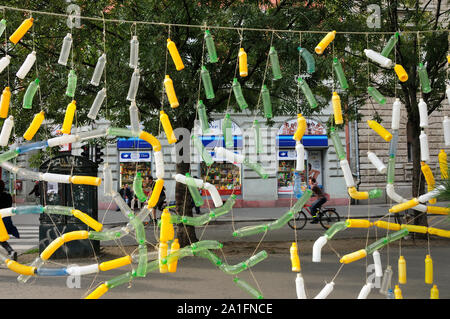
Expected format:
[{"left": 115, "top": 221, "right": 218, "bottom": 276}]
[
  {"left": 119, "top": 150, "right": 152, "bottom": 195},
  {"left": 201, "top": 161, "right": 241, "bottom": 195}
]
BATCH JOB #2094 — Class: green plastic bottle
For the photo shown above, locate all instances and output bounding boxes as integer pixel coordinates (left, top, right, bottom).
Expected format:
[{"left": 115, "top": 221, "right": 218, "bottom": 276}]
[
  {"left": 253, "top": 119, "right": 263, "bottom": 154},
  {"left": 201, "top": 66, "right": 215, "bottom": 99},
  {"left": 332, "top": 58, "right": 349, "bottom": 90},
  {"left": 233, "top": 277, "right": 263, "bottom": 299},
  {"left": 133, "top": 172, "right": 147, "bottom": 202},
  {"left": 298, "top": 46, "right": 315, "bottom": 74},
  {"left": 387, "top": 155, "right": 396, "bottom": 184},
  {"left": 367, "top": 86, "right": 386, "bottom": 105},
  {"left": 330, "top": 127, "right": 346, "bottom": 160},
  {"left": 204, "top": 30, "right": 218, "bottom": 63},
  {"left": 197, "top": 100, "right": 210, "bottom": 134},
  {"left": 0, "top": 19, "right": 6, "bottom": 38},
  {"left": 23, "top": 78, "right": 39, "bottom": 109},
  {"left": 381, "top": 32, "right": 399, "bottom": 57},
  {"left": 261, "top": 85, "right": 272, "bottom": 118},
  {"left": 269, "top": 46, "right": 282, "bottom": 80},
  {"left": 66, "top": 69, "right": 77, "bottom": 98},
  {"left": 223, "top": 113, "right": 233, "bottom": 148},
  {"left": 186, "top": 173, "right": 204, "bottom": 207},
  {"left": 418, "top": 63, "right": 432, "bottom": 94},
  {"left": 298, "top": 77, "right": 317, "bottom": 108},
  {"left": 232, "top": 78, "right": 248, "bottom": 110},
  {"left": 192, "top": 135, "right": 214, "bottom": 166}
]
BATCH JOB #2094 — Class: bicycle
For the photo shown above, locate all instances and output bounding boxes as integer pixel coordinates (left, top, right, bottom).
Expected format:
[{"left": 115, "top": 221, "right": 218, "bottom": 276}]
[{"left": 288, "top": 204, "right": 341, "bottom": 230}]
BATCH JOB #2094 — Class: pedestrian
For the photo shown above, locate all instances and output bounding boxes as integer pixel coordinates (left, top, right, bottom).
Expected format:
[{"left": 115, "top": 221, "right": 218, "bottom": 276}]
[
  {"left": 0, "top": 180, "right": 19, "bottom": 261},
  {"left": 118, "top": 183, "right": 133, "bottom": 211},
  {"left": 29, "top": 181, "right": 40, "bottom": 204},
  {"left": 308, "top": 177, "right": 327, "bottom": 224}
]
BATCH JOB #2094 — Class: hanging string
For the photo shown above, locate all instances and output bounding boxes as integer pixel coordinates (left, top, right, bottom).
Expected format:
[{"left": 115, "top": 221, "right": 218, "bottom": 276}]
[{"left": 225, "top": 28, "right": 244, "bottom": 115}]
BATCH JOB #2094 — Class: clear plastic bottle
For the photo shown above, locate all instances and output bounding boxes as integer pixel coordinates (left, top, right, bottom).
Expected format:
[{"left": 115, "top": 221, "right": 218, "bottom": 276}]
[
  {"left": 293, "top": 172, "right": 302, "bottom": 199},
  {"left": 88, "top": 88, "right": 106, "bottom": 120},
  {"left": 126, "top": 68, "right": 140, "bottom": 101},
  {"left": 129, "top": 101, "right": 140, "bottom": 134},
  {"left": 129, "top": 36, "right": 139, "bottom": 69},
  {"left": 90, "top": 53, "right": 106, "bottom": 86},
  {"left": 380, "top": 265, "right": 393, "bottom": 295},
  {"left": 58, "top": 33, "right": 72, "bottom": 66}
]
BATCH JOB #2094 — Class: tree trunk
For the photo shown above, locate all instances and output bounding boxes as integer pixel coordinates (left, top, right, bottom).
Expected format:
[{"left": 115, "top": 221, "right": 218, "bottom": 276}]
[{"left": 174, "top": 134, "right": 198, "bottom": 247}]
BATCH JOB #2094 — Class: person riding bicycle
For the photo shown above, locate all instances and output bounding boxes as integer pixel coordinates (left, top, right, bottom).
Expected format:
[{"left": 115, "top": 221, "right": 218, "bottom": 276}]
[{"left": 308, "top": 177, "right": 327, "bottom": 224}]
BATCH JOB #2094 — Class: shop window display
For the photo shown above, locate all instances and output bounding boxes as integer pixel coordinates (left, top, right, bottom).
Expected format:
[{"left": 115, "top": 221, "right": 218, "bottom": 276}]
[
  {"left": 200, "top": 162, "right": 241, "bottom": 195},
  {"left": 120, "top": 162, "right": 152, "bottom": 195}
]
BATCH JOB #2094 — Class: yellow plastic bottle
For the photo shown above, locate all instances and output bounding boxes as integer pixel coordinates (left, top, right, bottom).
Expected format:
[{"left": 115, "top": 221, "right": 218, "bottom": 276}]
[
  {"left": 0, "top": 87, "right": 11, "bottom": 118},
  {"left": 290, "top": 242, "right": 301, "bottom": 272},
  {"left": 340, "top": 249, "right": 367, "bottom": 264},
  {"left": 348, "top": 187, "right": 369, "bottom": 200},
  {"left": 430, "top": 285, "right": 439, "bottom": 299},
  {"left": 159, "top": 209, "right": 174, "bottom": 243},
  {"left": 23, "top": 111, "right": 45, "bottom": 141},
  {"left": 167, "top": 39, "right": 184, "bottom": 71},
  {"left": 438, "top": 150, "right": 448, "bottom": 180},
  {"left": 367, "top": 120, "right": 393, "bottom": 142},
  {"left": 315, "top": 31, "right": 336, "bottom": 55},
  {"left": 160, "top": 110, "right": 177, "bottom": 144},
  {"left": 159, "top": 242, "right": 168, "bottom": 273},
  {"left": 427, "top": 227, "right": 450, "bottom": 238},
  {"left": 168, "top": 239, "right": 180, "bottom": 273},
  {"left": 394, "top": 285, "right": 403, "bottom": 299},
  {"left": 163, "top": 75, "right": 179, "bottom": 108},
  {"left": 346, "top": 219, "right": 372, "bottom": 228},
  {"left": 70, "top": 176, "right": 101, "bottom": 186},
  {"left": 61, "top": 100, "right": 76, "bottom": 134},
  {"left": 85, "top": 284, "right": 108, "bottom": 299},
  {"left": 332, "top": 92, "right": 343, "bottom": 125},
  {"left": 9, "top": 17, "right": 34, "bottom": 44},
  {"left": 389, "top": 198, "right": 419, "bottom": 213},
  {"left": 394, "top": 64, "right": 408, "bottom": 82},
  {"left": 400, "top": 224, "right": 428, "bottom": 234},
  {"left": 148, "top": 178, "right": 164, "bottom": 208},
  {"left": 425, "top": 254, "right": 433, "bottom": 284},
  {"left": 0, "top": 214, "right": 10, "bottom": 242},
  {"left": 398, "top": 255, "right": 406, "bottom": 284},
  {"left": 426, "top": 206, "right": 450, "bottom": 215},
  {"left": 421, "top": 162, "right": 436, "bottom": 204},
  {"left": 238, "top": 48, "right": 248, "bottom": 77},
  {"left": 374, "top": 220, "right": 401, "bottom": 231},
  {"left": 293, "top": 114, "right": 306, "bottom": 141}
]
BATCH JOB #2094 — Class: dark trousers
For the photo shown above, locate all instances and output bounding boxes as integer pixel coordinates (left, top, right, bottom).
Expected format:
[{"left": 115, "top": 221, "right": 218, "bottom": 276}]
[
  {"left": 310, "top": 197, "right": 327, "bottom": 218},
  {"left": 1, "top": 241, "right": 13, "bottom": 253}
]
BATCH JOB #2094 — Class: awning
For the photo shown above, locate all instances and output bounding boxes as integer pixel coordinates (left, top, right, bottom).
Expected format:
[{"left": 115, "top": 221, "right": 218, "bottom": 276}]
[
  {"left": 277, "top": 135, "right": 328, "bottom": 148},
  {"left": 201, "top": 135, "right": 243, "bottom": 148},
  {"left": 117, "top": 138, "right": 152, "bottom": 150}
]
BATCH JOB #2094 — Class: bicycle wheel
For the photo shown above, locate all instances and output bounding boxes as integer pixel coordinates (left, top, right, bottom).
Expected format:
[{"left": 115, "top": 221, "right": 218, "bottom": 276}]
[
  {"left": 319, "top": 209, "right": 341, "bottom": 230},
  {"left": 288, "top": 210, "right": 308, "bottom": 230}
]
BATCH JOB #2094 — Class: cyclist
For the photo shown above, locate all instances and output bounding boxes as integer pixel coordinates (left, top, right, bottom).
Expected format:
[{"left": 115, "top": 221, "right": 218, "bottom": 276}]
[{"left": 308, "top": 177, "right": 327, "bottom": 224}]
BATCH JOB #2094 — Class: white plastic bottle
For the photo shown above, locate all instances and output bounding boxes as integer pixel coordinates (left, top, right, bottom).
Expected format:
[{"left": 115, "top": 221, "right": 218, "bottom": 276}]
[
  {"left": 58, "top": 33, "right": 72, "bottom": 66},
  {"left": 446, "top": 84, "right": 450, "bottom": 107},
  {"left": 357, "top": 283, "right": 373, "bottom": 299},
  {"left": 314, "top": 282, "right": 335, "bottom": 299},
  {"left": 339, "top": 159, "right": 356, "bottom": 187},
  {"left": 295, "top": 273, "right": 307, "bottom": 299},
  {"left": 90, "top": 53, "right": 106, "bottom": 86},
  {"left": 154, "top": 151, "right": 165, "bottom": 179},
  {"left": 0, "top": 115, "right": 13, "bottom": 146},
  {"left": 0, "top": 55, "right": 11, "bottom": 73},
  {"left": 364, "top": 49, "right": 392, "bottom": 68},
  {"left": 373, "top": 250, "right": 383, "bottom": 277},
  {"left": 16, "top": 51, "right": 36, "bottom": 79},
  {"left": 443, "top": 116, "right": 450, "bottom": 146},
  {"left": 367, "top": 151, "right": 387, "bottom": 174},
  {"left": 103, "top": 163, "right": 113, "bottom": 196},
  {"left": 312, "top": 235, "right": 327, "bottom": 262},
  {"left": 419, "top": 130, "right": 430, "bottom": 162},
  {"left": 391, "top": 98, "right": 401, "bottom": 130},
  {"left": 295, "top": 142, "right": 305, "bottom": 171},
  {"left": 418, "top": 98, "right": 428, "bottom": 128}
]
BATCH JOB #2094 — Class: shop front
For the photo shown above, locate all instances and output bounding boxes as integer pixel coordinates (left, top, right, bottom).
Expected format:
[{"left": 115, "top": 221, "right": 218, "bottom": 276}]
[{"left": 277, "top": 118, "right": 328, "bottom": 198}]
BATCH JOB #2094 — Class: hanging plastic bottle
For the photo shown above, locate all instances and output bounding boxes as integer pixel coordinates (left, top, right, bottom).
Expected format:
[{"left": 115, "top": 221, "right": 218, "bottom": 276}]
[
  {"left": 446, "top": 84, "right": 450, "bottom": 107},
  {"left": 418, "top": 63, "right": 431, "bottom": 93},
  {"left": 394, "top": 64, "right": 408, "bottom": 82},
  {"left": 168, "top": 239, "right": 180, "bottom": 273},
  {"left": 58, "top": 33, "right": 72, "bottom": 66},
  {"left": 129, "top": 35, "right": 139, "bottom": 69},
  {"left": 364, "top": 49, "right": 393, "bottom": 68},
  {"left": 367, "top": 120, "right": 392, "bottom": 142},
  {"left": 419, "top": 130, "right": 430, "bottom": 162},
  {"left": 261, "top": 85, "right": 272, "bottom": 119},
  {"left": 298, "top": 46, "right": 315, "bottom": 74},
  {"left": 438, "top": 150, "right": 448, "bottom": 179},
  {"left": 367, "top": 86, "right": 386, "bottom": 105},
  {"left": 367, "top": 151, "right": 387, "bottom": 174},
  {"left": 425, "top": 254, "right": 433, "bottom": 284},
  {"left": 398, "top": 255, "right": 407, "bottom": 284},
  {"left": 290, "top": 242, "right": 301, "bottom": 272},
  {"left": 315, "top": 31, "right": 336, "bottom": 55},
  {"left": 373, "top": 250, "right": 383, "bottom": 277},
  {"left": 298, "top": 77, "right": 317, "bottom": 108},
  {"left": 332, "top": 92, "right": 343, "bottom": 125},
  {"left": 129, "top": 101, "right": 140, "bottom": 134},
  {"left": 90, "top": 53, "right": 106, "bottom": 86},
  {"left": 444, "top": 116, "right": 450, "bottom": 146},
  {"left": 167, "top": 38, "right": 184, "bottom": 71},
  {"left": 23, "top": 111, "right": 45, "bottom": 141},
  {"left": 160, "top": 110, "right": 177, "bottom": 144},
  {"left": 430, "top": 285, "right": 439, "bottom": 299},
  {"left": 418, "top": 98, "right": 428, "bottom": 128},
  {"left": 394, "top": 285, "right": 403, "bottom": 299},
  {"left": 332, "top": 58, "right": 349, "bottom": 90},
  {"left": 253, "top": 120, "right": 263, "bottom": 154},
  {"left": 293, "top": 114, "right": 306, "bottom": 141},
  {"left": 0, "top": 19, "right": 6, "bottom": 38},
  {"left": 314, "top": 282, "right": 335, "bottom": 299},
  {"left": 197, "top": 100, "right": 210, "bottom": 134},
  {"left": 23, "top": 78, "right": 40, "bottom": 109},
  {"left": 126, "top": 68, "right": 140, "bottom": 101},
  {"left": 293, "top": 171, "right": 302, "bottom": 199},
  {"left": 201, "top": 66, "right": 215, "bottom": 99},
  {"left": 66, "top": 69, "right": 77, "bottom": 98},
  {"left": 186, "top": 173, "right": 204, "bottom": 207},
  {"left": 238, "top": 48, "right": 248, "bottom": 77},
  {"left": 357, "top": 283, "right": 373, "bottom": 299},
  {"left": 380, "top": 265, "right": 393, "bottom": 295},
  {"left": 269, "top": 46, "right": 282, "bottom": 80},
  {"left": 392, "top": 98, "right": 401, "bottom": 130},
  {"left": 0, "top": 87, "right": 11, "bottom": 119},
  {"left": 232, "top": 78, "right": 248, "bottom": 110},
  {"left": 295, "top": 273, "right": 307, "bottom": 299},
  {"left": 88, "top": 88, "right": 107, "bottom": 120},
  {"left": 0, "top": 55, "right": 11, "bottom": 74},
  {"left": 9, "top": 17, "right": 33, "bottom": 44},
  {"left": 381, "top": 32, "right": 399, "bottom": 57},
  {"left": 0, "top": 116, "right": 14, "bottom": 147},
  {"left": 16, "top": 51, "right": 36, "bottom": 79},
  {"left": 164, "top": 75, "right": 179, "bottom": 108},
  {"left": 222, "top": 113, "right": 233, "bottom": 148},
  {"left": 204, "top": 30, "right": 218, "bottom": 63},
  {"left": 61, "top": 100, "right": 76, "bottom": 135},
  {"left": 295, "top": 142, "right": 304, "bottom": 171}
]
